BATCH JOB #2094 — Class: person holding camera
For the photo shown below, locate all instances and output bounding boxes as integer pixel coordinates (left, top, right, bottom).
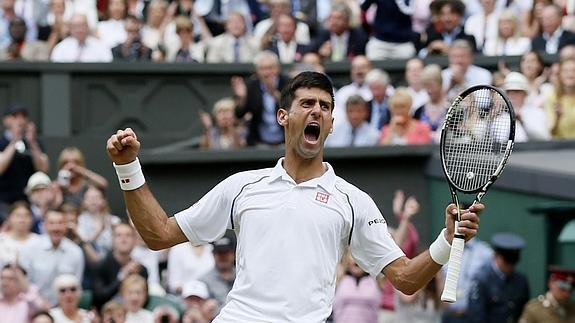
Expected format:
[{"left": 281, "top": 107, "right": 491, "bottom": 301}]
[{"left": 112, "top": 15, "right": 153, "bottom": 62}]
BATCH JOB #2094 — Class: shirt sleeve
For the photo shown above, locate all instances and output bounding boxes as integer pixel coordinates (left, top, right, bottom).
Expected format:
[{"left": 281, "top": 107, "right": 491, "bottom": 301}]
[
  {"left": 174, "top": 174, "right": 241, "bottom": 246},
  {"left": 349, "top": 193, "right": 405, "bottom": 277}
]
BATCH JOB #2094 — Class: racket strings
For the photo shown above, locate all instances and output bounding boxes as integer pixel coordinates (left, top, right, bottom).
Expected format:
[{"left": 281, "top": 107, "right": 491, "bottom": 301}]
[{"left": 443, "top": 88, "right": 511, "bottom": 191}]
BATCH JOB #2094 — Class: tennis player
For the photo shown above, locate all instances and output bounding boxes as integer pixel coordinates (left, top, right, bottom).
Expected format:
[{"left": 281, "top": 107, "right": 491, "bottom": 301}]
[{"left": 106, "top": 71, "right": 482, "bottom": 322}]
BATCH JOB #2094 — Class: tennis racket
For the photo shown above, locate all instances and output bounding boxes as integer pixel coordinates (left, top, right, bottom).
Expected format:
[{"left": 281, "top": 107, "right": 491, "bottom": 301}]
[{"left": 439, "top": 84, "right": 515, "bottom": 302}]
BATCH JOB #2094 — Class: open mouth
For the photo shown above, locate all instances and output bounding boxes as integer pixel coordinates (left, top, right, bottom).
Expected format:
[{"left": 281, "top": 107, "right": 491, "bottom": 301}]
[{"left": 304, "top": 123, "right": 321, "bottom": 143}]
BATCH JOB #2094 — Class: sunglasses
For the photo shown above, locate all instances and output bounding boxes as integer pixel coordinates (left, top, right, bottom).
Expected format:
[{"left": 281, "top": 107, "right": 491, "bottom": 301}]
[{"left": 59, "top": 286, "right": 78, "bottom": 293}]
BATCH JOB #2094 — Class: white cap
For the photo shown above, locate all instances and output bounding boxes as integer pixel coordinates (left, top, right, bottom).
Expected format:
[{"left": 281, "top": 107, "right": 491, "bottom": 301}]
[
  {"left": 25, "top": 171, "right": 51, "bottom": 195},
  {"left": 503, "top": 72, "right": 529, "bottom": 92},
  {"left": 181, "top": 280, "right": 209, "bottom": 299}
]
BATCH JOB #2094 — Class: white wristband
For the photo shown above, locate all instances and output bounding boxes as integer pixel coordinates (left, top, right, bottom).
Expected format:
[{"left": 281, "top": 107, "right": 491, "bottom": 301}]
[
  {"left": 429, "top": 229, "right": 451, "bottom": 265},
  {"left": 113, "top": 158, "right": 146, "bottom": 191}
]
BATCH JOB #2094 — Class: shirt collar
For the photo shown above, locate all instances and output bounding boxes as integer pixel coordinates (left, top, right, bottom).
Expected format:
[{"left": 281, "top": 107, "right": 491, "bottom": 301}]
[
  {"left": 268, "top": 158, "right": 336, "bottom": 194},
  {"left": 544, "top": 28, "right": 563, "bottom": 40}
]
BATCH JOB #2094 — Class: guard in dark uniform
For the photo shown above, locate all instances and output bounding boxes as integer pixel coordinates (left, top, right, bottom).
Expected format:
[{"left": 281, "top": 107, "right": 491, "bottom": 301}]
[
  {"left": 467, "top": 232, "right": 530, "bottom": 323},
  {"left": 520, "top": 266, "right": 575, "bottom": 323}
]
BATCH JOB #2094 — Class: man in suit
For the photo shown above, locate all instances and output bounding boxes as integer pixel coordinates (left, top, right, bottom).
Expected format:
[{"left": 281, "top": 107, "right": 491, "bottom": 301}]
[
  {"left": 531, "top": 4, "right": 575, "bottom": 54},
  {"left": 265, "top": 14, "right": 307, "bottom": 64},
  {"left": 419, "top": 0, "right": 477, "bottom": 57},
  {"left": 206, "top": 11, "right": 258, "bottom": 63},
  {"left": 232, "top": 51, "right": 289, "bottom": 146},
  {"left": 306, "top": 3, "right": 367, "bottom": 62}
]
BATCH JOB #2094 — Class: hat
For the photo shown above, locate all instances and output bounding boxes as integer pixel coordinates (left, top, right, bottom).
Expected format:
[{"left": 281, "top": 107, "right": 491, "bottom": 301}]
[
  {"left": 491, "top": 232, "right": 525, "bottom": 251},
  {"left": 503, "top": 72, "right": 529, "bottom": 92},
  {"left": 3, "top": 105, "right": 28, "bottom": 117},
  {"left": 212, "top": 231, "right": 236, "bottom": 253},
  {"left": 25, "top": 171, "right": 51, "bottom": 195},
  {"left": 549, "top": 266, "right": 575, "bottom": 290},
  {"left": 181, "top": 280, "right": 209, "bottom": 299}
]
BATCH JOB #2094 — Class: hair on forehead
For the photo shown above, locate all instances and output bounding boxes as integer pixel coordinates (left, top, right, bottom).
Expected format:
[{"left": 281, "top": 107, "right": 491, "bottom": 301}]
[{"left": 280, "top": 71, "right": 334, "bottom": 110}]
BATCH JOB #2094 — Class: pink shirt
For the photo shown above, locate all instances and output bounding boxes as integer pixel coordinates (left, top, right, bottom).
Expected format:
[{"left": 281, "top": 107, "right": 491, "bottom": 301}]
[
  {"left": 380, "top": 121, "right": 432, "bottom": 145},
  {"left": 0, "top": 296, "right": 31, "bottom": 323},
  {"left": 333, "top": 275, "right": 381, "bottom": 323}
]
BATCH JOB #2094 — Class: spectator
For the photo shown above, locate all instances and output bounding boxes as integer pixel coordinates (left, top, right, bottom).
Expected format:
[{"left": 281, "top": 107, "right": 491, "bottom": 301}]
[
  {"left": 442, "top": 39, "right": 492, "bottom": 99},
  {"left": 517, "top": 50, "right": 553, "bottom": 108},
  {"left": 253, "top": 0, "right": 310, "bottom": 46},
  {"left": 124, "top": 0, "right": 146, "bottom": 21},
  {"left": 0, "top": 201, "right": 38, "bottom": 267},
  {"left": 56, "top": 146, "right": 108, "bottom": 209},
  {"left": 264, "top": 13, "right": 306, "bottom": 64},
  {"left": 130, "top": 226, "right": 164, "bottom": 293},
  {"left": 153, "top": 304, "right": 182, "bottom": 323},
  {"left": 306, "top": 3, "right": 367, "bottom": 62},
  {"left": 365, "top": 69, "right": 392, "bottom": 131},
  {"left": 464, "top": 0, "right": 500, "bottom": 52},
  {"left": 361, "top": 0, "right": 416, "bottom": 60},
  {"left": 19, "top": 210, "right": 85, "bottom": 306},
  {"left": 0, "top": 264, "right": 33, "bottom": 322},
  {"left": 0, "top": 17, "right": 50, "bottom": 61},
  {"left": 333, "top": 251, "right": 380, "bottom": 323},
  {"left": 325, "top": 95, "right": 379, "bottom": 147},
  {"left": 41, "top": 0, "right": 70, "bottom": 45},
  {"left": 181, "top": 280, "right": 209, "bottom": 311},
  {"left": 521, "top": 0, "right": 552, "bottom": 38},
  {"left": 503, "top": 72, "right": 550, "bottom": 141},
  {"left": 120, "top": 274, "right": 153, "bottom": 323},
  {"left": 165, "top": 16, "right": 204, "bottom": 62},
  {"left": 419, "top": 0, "right": 477, "bottom": 57},
  {"left": 232, "top": 50, "right": 289, "bottom": 146},
  {"left": 531, "top": 4, "right": 575, "bottom": 55},
  {"left": 49, "top": 274, "right": 93, "bottom": 323},
  {"left": 520, "top": 266, "right": 575, "bottom": 322},
  {"left": 101, "top": 300, "right": 127, "bottom": 323},
  {"left": 544, "top": 58, "right": 575, "bottom": 139},
  {"left": 199, "top": 97, "right": 246, "bottom": 150},
  {"left": 414, "top": 64, "right": 448, "bottom": 143},
  {"left": 483, "top": 9, "right": 531, "bottom": 56},
  {"left": 78, "top": 185, "right": 121, "bottom": 258},
  {"left": 379, "top": 88, "right": 432, "bottom": 145},
  {"left": 468, "top": 232, "right": 530, "bottom": 323},
  {"left": 199, "top": 231, "right": 236, "bottom": 312},
  {"left": 25, "top": 171, "right": 62, "bottom": 234},
  {"left": 206, "top": 11, "right": 257, "bottom": 63},
  {"left": 112, "top": 15, "right": 152, "bottom": 61},
  {"left": 97, "top": 0, "right": 127, "bottom": 49},
  {"left": 50, "top": 14, "right": 113, "bottom": 62},
  {"left": 333, "top": 55, "right": 373, "bottom": 125},
  {"left": 0, "top": 0, "right": 37, "bottom": 47},
  {"left": 405, "top": 58, "right": 429, "bottom": 112},
  {"left": 0, "top": 105, "right": 49, "bottom": 217},
  {"left": 167, "top": 241, "right": 214, "bottom": 294},
  {"left": 61, "top": 0, "right": 99, "bottom": 30},
  {"left": 200, "top": 0, "right": 252, "bottom": 37},
  {"left": 92, "top": 223, "right": 148, "bottom": 309},
  {"left": 141, "top": 0, "right": 167, "bottom": 56},
  {"left": 300, "top": 52, "right": 326, "bottom": 74}
]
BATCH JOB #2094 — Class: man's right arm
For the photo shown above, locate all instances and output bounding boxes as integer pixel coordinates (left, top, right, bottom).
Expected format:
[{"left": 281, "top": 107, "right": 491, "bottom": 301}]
[
  {"left": 106, "top": 128, "right": 187, "bottom": 250},
  {"left": 0, "top": 141, "right": 17, "bottom": 175}
]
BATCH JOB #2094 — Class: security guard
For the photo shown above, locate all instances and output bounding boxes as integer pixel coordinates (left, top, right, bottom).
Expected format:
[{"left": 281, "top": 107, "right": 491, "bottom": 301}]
[
  {"left": 467, "top": 232, "right": 530, "bottom": 323},
  {"left": 520, "top": 266, "right": 575, "bottom": 323}
]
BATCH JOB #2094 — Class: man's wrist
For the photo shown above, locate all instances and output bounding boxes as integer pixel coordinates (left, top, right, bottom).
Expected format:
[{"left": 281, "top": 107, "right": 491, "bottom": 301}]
[
  {"left": 113, "top": 158, "right": 146, "bottom": 191},
  {"left": 429, "top": 228, "right": 451, "bottom": 265}
]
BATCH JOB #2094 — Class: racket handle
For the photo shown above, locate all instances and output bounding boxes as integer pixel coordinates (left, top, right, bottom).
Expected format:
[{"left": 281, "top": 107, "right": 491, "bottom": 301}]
[{"left": 441, "top": 235, "right": 465, "bottom": 303}]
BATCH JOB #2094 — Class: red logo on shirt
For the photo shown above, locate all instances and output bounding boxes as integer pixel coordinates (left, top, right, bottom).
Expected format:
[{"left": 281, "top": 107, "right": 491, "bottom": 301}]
[{"left": 315, "top": 192, "right": 330, "bottom": 203}]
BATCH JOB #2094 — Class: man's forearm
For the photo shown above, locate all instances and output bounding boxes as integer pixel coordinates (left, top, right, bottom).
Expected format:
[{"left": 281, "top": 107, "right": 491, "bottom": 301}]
[
  {"left": 383, "top": 252, "right": 442, "bottom": 295},
  {"left": 29, "top": 142, "right": 49, "bottom": 172}
]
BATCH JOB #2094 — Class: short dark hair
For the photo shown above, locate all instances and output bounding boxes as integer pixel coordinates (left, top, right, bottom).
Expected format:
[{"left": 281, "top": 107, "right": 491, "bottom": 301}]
[
  {"left": 345, "top": 95, "right": 367, "bottom": 109},
  {"left": 280, "top": 71, "right": 334, "bottom": 111}
]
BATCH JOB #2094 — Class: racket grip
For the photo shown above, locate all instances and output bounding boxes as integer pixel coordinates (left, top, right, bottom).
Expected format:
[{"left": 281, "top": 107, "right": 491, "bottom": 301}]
[{"left": 441, "top": 235, "right": 465, "bottom": 303}]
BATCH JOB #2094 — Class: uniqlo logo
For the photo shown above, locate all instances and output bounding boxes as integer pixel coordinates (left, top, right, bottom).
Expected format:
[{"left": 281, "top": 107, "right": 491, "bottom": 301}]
[
  {"left": 315, "top": 192, "right": 329, "bottom": 203},
  {"left": 121, "top": 178, "right": 130, "bottom": 184}
]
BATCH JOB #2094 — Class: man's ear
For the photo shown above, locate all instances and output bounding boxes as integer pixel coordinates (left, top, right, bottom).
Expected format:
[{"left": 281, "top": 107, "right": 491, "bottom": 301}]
[{"left": 277, "top": 109, "right": 288, "bottom": 126}]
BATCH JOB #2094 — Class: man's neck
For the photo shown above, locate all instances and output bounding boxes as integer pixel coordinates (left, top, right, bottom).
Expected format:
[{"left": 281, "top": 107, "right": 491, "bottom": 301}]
[
  {"left": 113, "top": 251, "right": 132, "bottom": 264},
  {"left": 282, "top": 154, "right": 326, "bottom": 184}
]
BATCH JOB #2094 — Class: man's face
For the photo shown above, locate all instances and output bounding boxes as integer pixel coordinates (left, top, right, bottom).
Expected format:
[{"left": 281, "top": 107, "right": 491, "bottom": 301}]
[
  {"left": 439, "top": 5, "right": 461, "bottom": 32},
  {"left": 541, "top": 6, "right": 561, "bottom": 34},
  {"left": 125, "top": 20, "right": 141, "bottom": 44},
  {"left": 281, "top": 87, "right": 333, "bottom": 160},
  {"left": 368, "top": 81, "right": 387, "bottom": 102},
  {"left": 346, "top": 103, "right": 368, "bottom": 128},
  {"left": 2, "top": 111, "right": 28, "bottom": 132},
  {"left": 328, "top": 10, "right": 348, "bottom": 35},
  {"left": 57, "top": 283, "right": 81, "bottom": 309},
  {"left": 113, "top": 224, "right": 136, "bottom": 254},
  {"left": 350, "top": 57, "right": 371, "bottom": 85},
  {"left": 45, "top": 211, "right": 67, "bottom": 245},
  {"left": 213, "top": 249, "right": 235, "bottom": 271},
  {"left": 549, "top": 279, "right": 572, "bottom": 303},
  {"left": 69, "top": 16, "right": 88, "bottom": 42},
  {"left": 277, "top": 15, "right": 296, "bottom": 43},
  {"left": 405, "top": 59, "right": 423, "bottom": 87},
  {"left": 506, "top": 90, "right": 526, "bottom": 110},
  {"left": 9, "top": 20, "right": 27, "bottom": 42},
  {"left": 448, "top": 46, "right": 472, "bottom": 69},
  {"left": 7, "top": 205, "right": 33, "bottom": 233},
  {"left": 255, "top": 56, "right": 280, "bottom": 86},
  {"left": 226, "top": 13, "right": 246, "bottom": 38}
]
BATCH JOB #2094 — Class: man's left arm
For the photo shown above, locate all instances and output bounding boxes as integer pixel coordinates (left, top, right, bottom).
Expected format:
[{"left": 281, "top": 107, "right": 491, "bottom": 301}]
[
  {"left": 382, "top": 203, "right": 482, "bottom": 295},
  {"left": 26, "top": 122, "right": 49, "bottom": 173}
]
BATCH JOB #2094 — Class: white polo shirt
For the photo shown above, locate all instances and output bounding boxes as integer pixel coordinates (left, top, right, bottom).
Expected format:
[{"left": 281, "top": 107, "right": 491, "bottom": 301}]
[{"left": 175, "top": 158, "right": 404, "bottom": 323}]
